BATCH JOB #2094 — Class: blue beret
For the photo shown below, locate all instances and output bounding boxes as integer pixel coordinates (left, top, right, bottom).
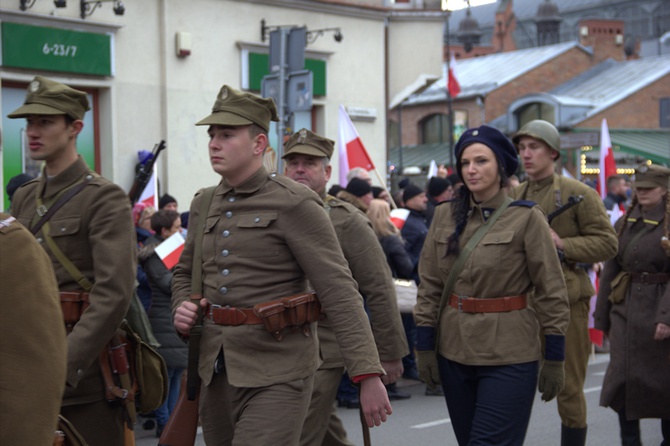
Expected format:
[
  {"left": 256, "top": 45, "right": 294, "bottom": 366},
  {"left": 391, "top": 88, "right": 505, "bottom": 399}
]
[{"left": 454, "top": 125, "right": 519, "bottom": 182}]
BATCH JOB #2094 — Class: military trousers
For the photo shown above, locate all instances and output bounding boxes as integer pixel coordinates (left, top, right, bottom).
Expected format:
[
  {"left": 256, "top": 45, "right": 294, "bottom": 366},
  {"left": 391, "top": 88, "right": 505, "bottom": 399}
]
[
  {"left": 300, "top": 366, "right": 354, "bottom": 446},
  {"left": 200, "top": 366, "right": 314, "bottom": 446},
  {"left": 438, "top": 356, "right": 539, "bottom": 446},
  {"left": 557, "top": 299, "right": 590, "bottom": 428},
  {"left": 60, "top": 399, "right": 124, "bottom": 446}
]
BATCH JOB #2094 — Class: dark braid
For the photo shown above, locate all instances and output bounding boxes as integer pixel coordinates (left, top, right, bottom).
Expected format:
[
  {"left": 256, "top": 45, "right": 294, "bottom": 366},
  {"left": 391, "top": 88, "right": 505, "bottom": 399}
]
[
  {"left": 617, "top": 194, "right": 638, "bottom": 237},
  {"left": 446, "top": 185, "right": 471, "bottom": 256}
]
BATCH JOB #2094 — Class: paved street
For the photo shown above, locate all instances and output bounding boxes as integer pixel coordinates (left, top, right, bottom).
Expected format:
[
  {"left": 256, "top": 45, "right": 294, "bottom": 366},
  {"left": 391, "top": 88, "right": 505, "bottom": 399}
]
[{"left": 136, "top": 353, "right": 665, "bottom": 445}]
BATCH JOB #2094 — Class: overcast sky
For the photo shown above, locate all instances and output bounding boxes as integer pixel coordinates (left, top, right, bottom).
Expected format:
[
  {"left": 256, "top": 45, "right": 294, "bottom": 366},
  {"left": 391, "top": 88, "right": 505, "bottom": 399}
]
[{"left": 443, "top": 0, "right": 496, "bottom": 10}]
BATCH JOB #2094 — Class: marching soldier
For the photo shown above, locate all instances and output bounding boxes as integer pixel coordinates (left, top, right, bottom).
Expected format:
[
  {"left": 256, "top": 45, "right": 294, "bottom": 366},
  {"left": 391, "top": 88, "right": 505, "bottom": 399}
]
[
  {"left": 509, "top": 120, "right": 618, "bottom": 446},
  {"left": 282, "top": 129, "right": 409, "bottom": 445},
  {"left": 8, "top": 76, "right": 136, "bottom": 445},
  {"left": 171, "top": 85, "right": 391, "bottom": 446}
]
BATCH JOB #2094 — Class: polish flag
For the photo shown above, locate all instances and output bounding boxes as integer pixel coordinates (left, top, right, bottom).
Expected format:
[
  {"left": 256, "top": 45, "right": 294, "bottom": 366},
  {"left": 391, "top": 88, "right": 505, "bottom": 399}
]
[
  {"left": 154, "top": 231, "right": 185, "bottom": 270},
  {"left": 138, "top": 164, "right": 158, "bottom": 209},
  {"left": 588, "top": 270, "right": 604, "bottom": 347},
  {"left": 338, "top": 105, "right": 375, "bottom": 187},
  {"left": 390, "top": 208, "right": 410, "bottom": 230},
  {"left": 447, "top": 52, "right": 461, "bottom": 98},
  {"left": 598, "top": 119, "right": 623, "bottom": 225}
]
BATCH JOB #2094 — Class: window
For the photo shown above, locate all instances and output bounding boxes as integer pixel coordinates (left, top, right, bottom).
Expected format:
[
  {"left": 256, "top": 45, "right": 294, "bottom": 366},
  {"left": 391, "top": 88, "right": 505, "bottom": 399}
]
[
  {"left": 421, "top": 114, "right": 449, "bottom": 144},
  {"left": 515, "top": 102, "right": 556, "bottom": 129}
]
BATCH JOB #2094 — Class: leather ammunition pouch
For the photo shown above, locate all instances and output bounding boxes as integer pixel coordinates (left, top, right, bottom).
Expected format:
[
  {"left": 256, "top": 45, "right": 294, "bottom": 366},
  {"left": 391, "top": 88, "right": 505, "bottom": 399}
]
[
  {"left": 608, "top": 271, "right": 630, "bottom": 304},
  {"left": 59, "top": 291, "right": 90, "bottom": 333},
  {"left": 207, "top": 291, "right": 321, "bottom": 341}
]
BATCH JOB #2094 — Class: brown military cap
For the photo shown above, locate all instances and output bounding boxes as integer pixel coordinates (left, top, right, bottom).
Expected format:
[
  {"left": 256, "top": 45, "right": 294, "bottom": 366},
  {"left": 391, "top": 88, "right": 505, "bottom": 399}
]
[
  {"left": 282, "top": 128, "right": 335, "bottom": 160},
  {"left": 7, "top": 76, "right": 90, "bottom": 121},
  {"left": 633, "top": 164, "right": 670, "bottom": 189},
  {"left": 196, "top": 84, "right": 279, "bottom": 132}
]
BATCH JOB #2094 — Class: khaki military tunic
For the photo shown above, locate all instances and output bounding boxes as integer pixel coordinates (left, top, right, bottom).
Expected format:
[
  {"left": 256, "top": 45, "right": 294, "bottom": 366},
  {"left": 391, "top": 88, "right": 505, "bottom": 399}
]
[
  {"left": 11, "top": 157, "right": 136, "bottom": 404},
  {"left": 172, "top": 167, "right": 384, "bottom": 389},
  {"left": 510, "top": 173, "right": 617, "bottom": 428},
  {"left": 415, "top": 189, "right": 569, "bottom": 364},
  {"left": 318, "top": 195, "right": 409, "bottom": 368},
  {"left": 0, "top": 214, "right": 67, "bottom": 446}
]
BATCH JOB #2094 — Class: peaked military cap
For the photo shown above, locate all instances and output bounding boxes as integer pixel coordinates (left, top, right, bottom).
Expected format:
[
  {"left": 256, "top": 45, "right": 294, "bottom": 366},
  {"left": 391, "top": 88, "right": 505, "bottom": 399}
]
[
  {"left": 634, "top": 164, "right": 670, "bottom": 189},
  {"left": 196, "top": 84, "right": 279, "bottom": 132},
  {"left": 282, "top": 128, "right": 335, "bottom": 160},
  {"left": 7, "top": 76, "right": 90, "bottom": 121}
]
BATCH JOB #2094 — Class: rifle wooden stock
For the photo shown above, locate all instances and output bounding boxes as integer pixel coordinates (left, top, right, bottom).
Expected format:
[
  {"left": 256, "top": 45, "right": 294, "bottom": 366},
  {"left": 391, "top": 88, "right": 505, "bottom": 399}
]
[{"left": 158, "top": 373, "right": 200, "bottom": 446}]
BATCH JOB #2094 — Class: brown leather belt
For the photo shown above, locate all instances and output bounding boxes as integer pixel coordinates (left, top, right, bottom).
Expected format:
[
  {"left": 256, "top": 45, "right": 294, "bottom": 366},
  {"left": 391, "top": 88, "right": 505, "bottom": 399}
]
[
  {"left": 207, "top": 305, "right": 263, "bottom": 326},
  {"left": 449, "top": 293, "right": 527, "bottom": 313},
  {"left": 629, "top": 272, "right": 669, "bottom": 284}
]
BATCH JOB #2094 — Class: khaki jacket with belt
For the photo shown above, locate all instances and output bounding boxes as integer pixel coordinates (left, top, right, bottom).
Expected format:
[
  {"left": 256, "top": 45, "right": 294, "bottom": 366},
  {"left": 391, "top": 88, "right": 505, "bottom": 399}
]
[
  {"left": 171, "top": 167, "right": 384, "bottom": 388},
  {"left": 11, "top": 156, "right": 137, "bottom": 405},
  {"left": 510, "top": 173, "right": 618, "bottom": 304},
  {"left": 316, "top": 195, "right": 409, "bottom": 369},
  {"left": 415, "top": 189, "right": 570, "bottom": 365}
]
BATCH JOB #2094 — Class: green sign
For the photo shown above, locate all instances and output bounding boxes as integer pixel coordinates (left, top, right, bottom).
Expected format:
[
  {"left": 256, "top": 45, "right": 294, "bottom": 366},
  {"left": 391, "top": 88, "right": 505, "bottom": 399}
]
[
  {"left": 1, "top": 22, "right": 112, "bottom": 76},
  {"left": 248, "top": 52, "right": 326, "bottom": 96}
]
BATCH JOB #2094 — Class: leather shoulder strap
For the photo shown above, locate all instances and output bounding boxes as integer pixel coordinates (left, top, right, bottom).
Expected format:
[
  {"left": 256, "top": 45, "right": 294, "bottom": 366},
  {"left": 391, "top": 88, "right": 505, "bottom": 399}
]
[{"left": 31, "top": 175, "right": 92, "bottom": 235}]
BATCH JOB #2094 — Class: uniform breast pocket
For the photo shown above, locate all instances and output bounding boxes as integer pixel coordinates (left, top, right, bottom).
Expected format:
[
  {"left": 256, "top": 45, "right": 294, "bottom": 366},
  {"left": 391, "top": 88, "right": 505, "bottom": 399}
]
[
  {"left": 477, "top": 231, "right": 515, "bottom": 267},
  {"left": 48, "top": 216, "right": 83, "bottom": 259},
  {"left": 236, "top": 212, "right": 280, "bottom": 258}
]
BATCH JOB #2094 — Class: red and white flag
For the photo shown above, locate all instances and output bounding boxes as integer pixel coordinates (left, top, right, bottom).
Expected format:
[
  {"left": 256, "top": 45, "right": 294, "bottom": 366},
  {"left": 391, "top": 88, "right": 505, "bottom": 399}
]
[
  {"left": 138, "top": 164, "right": 158, "bottom": 209},
  {"left": 338, "top": 105, "right": 375, "bottom": 187},
  {"left": 447, "top": 52, "right": 461, "bottom": 98},
  {"left": 390, "top": 208, "right": 410, "bottom": 230},
  {"left": 598, "top": 118, "right": 623, "bottom": 225},
  {"left": 154, "top": 231, "right": 185, "bottom": 270},
  {"left": 588, "top": 270, "right": 604, "bottom": 347}
]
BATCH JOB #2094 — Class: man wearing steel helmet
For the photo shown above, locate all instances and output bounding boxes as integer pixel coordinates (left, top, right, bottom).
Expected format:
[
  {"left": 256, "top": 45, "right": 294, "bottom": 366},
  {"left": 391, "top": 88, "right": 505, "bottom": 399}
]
[
  {"left": 171, "top": 86, "right": 391, "bottom": 445},
  {"left": 509, "top": 119, "right": 617, "bottom": 446}
]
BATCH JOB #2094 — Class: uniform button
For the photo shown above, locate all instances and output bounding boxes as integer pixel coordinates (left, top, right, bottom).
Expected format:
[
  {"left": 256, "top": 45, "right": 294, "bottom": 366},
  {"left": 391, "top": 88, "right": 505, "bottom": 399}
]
[
  {"left": 219, "top": 287, "right": 228, "bottom": 295},
  {"left": 222, "top": 269, "right": 230, "bottom": 276},
  {"left": 61, "top": 227, "right": 66, "bottom": 232},
  {"left": 271, "top": 173, "right": 276, "bottom": 177},
  {"left": 254, "top": 217, "right": 261, "bottom": 223},
  {"left": 85, "top": 174, "right": 93, "bottom": 180},
  {"left": 77, "top": 369, "right": 84, "bottom": 378},
  {"left": 222, "top": 249, "right": 229, "bottom": 257},
  {"left": 228, "top": 197, "right": 236, "bottom": 202},
  {"left": 222, "top": 230, "right": 230, "bottom": 237},
  {"left": 226, "top": 211, "right": 233, "bottom": 218},
  {"left": 37, "top": 237, "right": 43, "bottom": 243}
]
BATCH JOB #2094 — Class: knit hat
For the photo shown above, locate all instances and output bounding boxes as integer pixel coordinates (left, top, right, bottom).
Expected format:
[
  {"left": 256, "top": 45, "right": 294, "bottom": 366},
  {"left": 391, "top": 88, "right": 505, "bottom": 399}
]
[
  {"left": 8, "top": 76, "right": 90, "bottom": 121},
  {"left": 196, "top": 84, "right": 279, "bottom": 132},
  {"left": 327, "top": 185, "right": 343, "bottom": 197},
  {"left": 454, "top": 125, "right": 518, "bottom": 181},
  {"left": 5, "top": 173, "right": 34, "bottom": 201},
  {"left": 346, "top": 177, "right": 372, "bottom": 198},
  {"left": 159, "top": 194, "right": 177, "bottom": 209},
  {"left": 427, "top": 177, "right": 451, "bottom": 198},
  {"left": 372, "top": 186, "right": 384, "bottom": 199},
  {"left": 398, "top": 178, "right": 410, "bottom": 189},
  {"left": 403, "top": 183, "right": 424, "bottom": 203}
]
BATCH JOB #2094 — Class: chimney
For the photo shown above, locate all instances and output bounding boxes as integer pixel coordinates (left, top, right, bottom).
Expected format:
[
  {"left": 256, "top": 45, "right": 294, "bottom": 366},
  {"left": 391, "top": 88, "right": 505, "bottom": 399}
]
[{"left": 578, "top": 19, "right": 626, "bottom": 62}]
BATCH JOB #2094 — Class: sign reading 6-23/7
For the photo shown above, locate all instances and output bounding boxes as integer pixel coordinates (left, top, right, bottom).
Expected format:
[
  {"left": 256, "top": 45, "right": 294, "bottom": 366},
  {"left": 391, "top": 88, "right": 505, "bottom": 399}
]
[
  {"left": 42, "top": 43, "right": 79, "bottom": 57},
  {"left": 2, "top": 22, "right": 112, "bottom": 76}
]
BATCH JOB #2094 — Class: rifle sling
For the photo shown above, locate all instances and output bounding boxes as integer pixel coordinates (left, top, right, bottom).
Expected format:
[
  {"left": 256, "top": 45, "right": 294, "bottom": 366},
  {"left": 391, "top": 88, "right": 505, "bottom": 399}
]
[
  {"left": 435, "top": 197, "right": 512, "bottom": 351},
  {"left": 186, "top": 185, "right": 216, "bottom": 400}
]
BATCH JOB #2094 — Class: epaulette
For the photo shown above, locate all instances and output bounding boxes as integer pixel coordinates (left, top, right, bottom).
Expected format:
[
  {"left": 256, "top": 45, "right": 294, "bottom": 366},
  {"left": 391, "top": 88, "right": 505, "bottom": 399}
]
[
  {"left": 510, "top": 200, "right": 536, "bottom": 208},
  {"left": 0, "top": 215, "right": 16, "bottom": 228}
]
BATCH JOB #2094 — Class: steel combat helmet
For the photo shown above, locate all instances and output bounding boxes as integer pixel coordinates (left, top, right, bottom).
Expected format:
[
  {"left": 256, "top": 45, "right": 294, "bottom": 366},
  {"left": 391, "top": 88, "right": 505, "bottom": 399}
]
[{"left": 512, "top": 120, "right": 561, "bottom": 158}]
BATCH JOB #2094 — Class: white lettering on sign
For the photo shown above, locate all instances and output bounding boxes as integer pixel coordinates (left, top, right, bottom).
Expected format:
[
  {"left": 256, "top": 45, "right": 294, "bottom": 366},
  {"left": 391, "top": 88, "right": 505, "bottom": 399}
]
[{"left": 42, "top": 43, "right": 78, "bottom": 57}]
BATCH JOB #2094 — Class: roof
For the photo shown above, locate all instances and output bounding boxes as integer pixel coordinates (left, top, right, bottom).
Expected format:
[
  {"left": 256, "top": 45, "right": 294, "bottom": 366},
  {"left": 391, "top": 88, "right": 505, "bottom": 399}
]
[
  {"left": 550, "top": 55, "right": 670, "bottom": 125},
  {"left": 403, "top": 41, "right": 587, "bottom": 105}
]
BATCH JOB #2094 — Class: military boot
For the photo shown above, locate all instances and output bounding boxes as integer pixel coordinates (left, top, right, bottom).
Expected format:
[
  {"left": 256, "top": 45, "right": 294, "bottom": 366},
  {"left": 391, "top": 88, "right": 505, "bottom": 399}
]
[
  {"left": 560, "top": 424, "right": 587, "bottom": 446},
  {"left": 618, "top": 411, "right": 641, "bottom": 446}
]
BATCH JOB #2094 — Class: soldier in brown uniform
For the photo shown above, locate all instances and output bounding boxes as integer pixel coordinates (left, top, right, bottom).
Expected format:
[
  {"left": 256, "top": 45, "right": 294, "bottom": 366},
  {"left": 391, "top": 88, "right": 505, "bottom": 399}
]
[
  {"left": 171, "top": 85, "right": 391, "bottom": 446},
  {"left": 282, "top": 129, "right": 409, "bottom": 446},
  {"left": 8, "top": 76, "right": 137, "bottom": 445},
  {"left": 510, "top": 120, "right": 618, "bottom": 446},
  {"left": 595, "top": 165, "right": 670, "bottom": 445},
  {"left": 0, "top": 214, "right": 67, "bottom": 445},
  {"left": 415, "top": 125, "right": 570, "bottom": 446}
]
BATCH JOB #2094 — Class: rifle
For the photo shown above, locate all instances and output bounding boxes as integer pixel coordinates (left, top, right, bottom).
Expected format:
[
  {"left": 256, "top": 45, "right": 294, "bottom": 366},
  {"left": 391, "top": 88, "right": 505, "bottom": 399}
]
[
  {"left": 547, "top": 195, "right": 584, "bottom": 264},
  {"left": 128, "top": 140, "right": 167, "bottom": 205},
  {"left": 547, "top": 195, "right": 584, "bottom": 224},
  {"left": 158, "top": 373, "right": 199, "bottom": 446}
]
